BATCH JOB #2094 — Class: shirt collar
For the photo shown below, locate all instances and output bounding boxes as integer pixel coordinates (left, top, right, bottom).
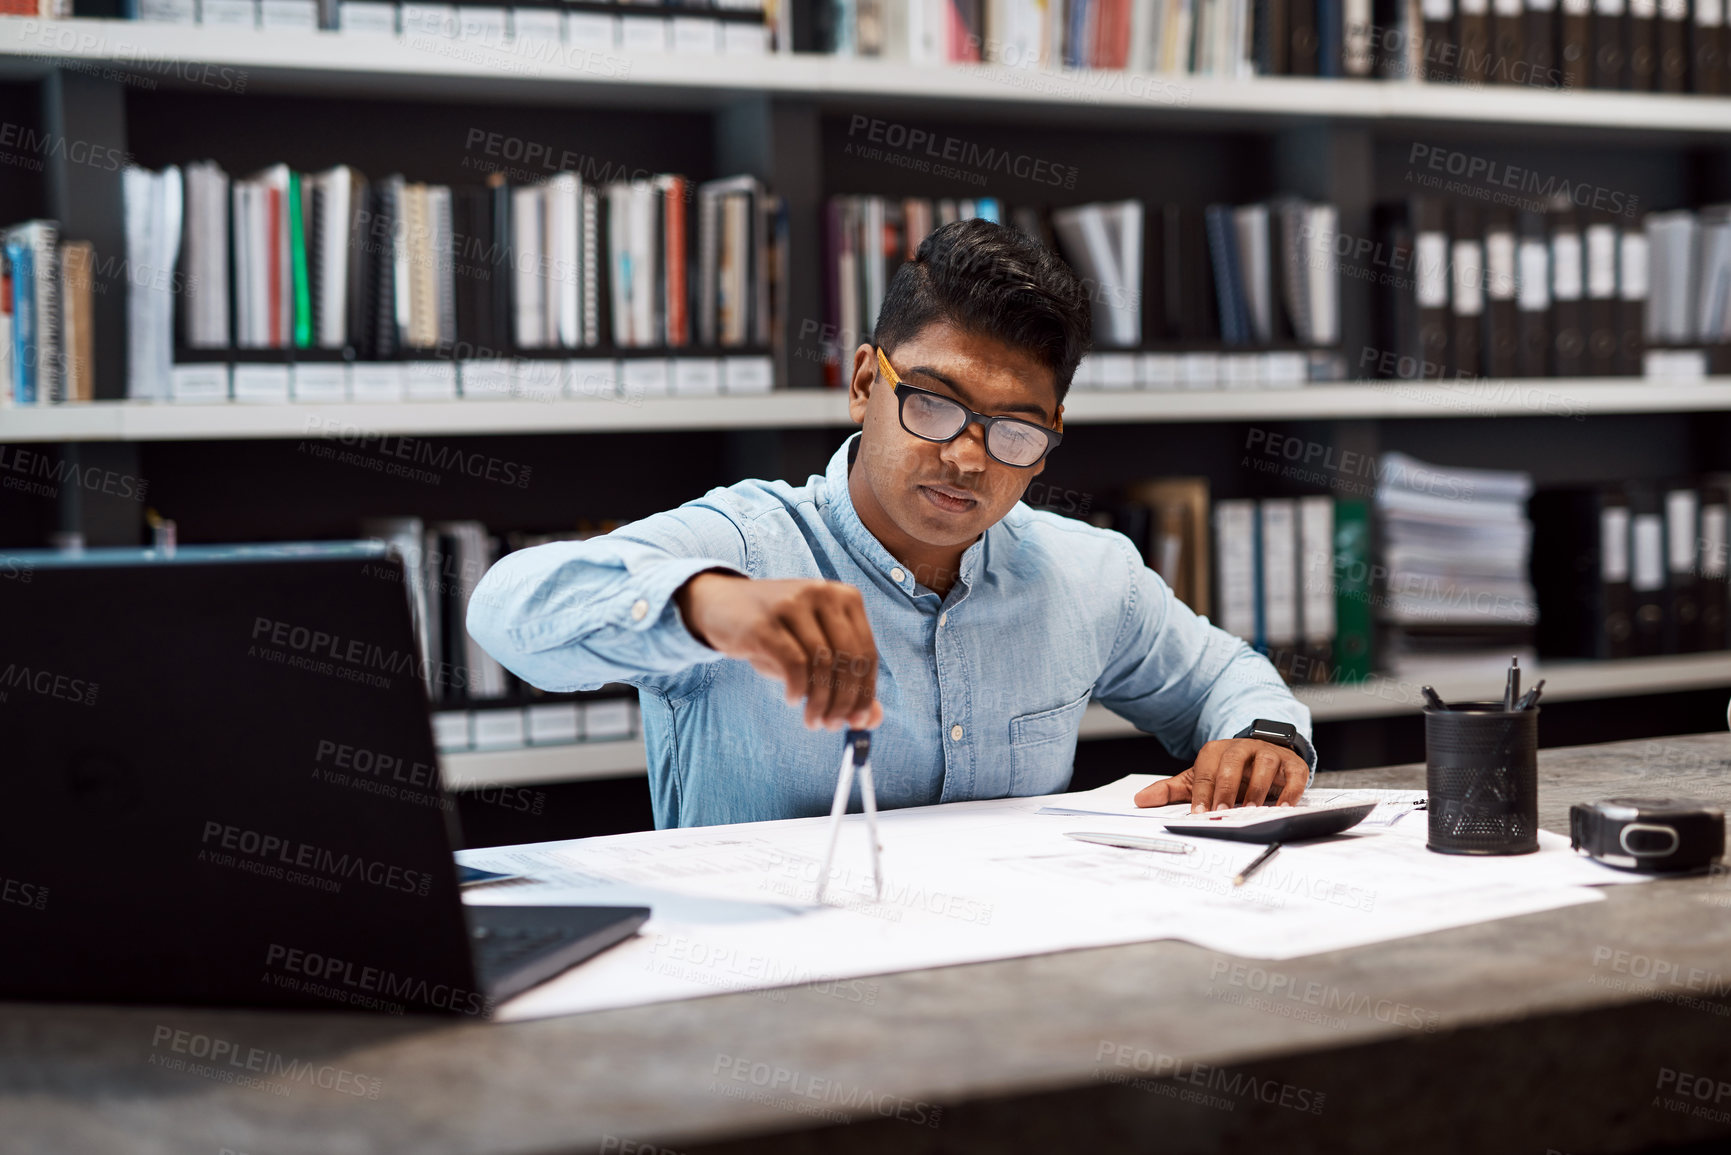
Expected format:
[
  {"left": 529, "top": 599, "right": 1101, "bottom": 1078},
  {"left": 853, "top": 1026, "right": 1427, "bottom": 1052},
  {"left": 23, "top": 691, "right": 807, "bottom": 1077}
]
[{"left": 821, "top": 432, "right": 991, "bottom": 602}]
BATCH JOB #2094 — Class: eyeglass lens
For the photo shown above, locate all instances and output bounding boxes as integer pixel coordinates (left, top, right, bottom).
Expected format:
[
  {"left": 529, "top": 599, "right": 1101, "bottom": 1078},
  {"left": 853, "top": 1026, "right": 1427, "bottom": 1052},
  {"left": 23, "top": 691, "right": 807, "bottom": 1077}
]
[{"left": 900, "top": 391, "right": 1048, "bottom": 467}]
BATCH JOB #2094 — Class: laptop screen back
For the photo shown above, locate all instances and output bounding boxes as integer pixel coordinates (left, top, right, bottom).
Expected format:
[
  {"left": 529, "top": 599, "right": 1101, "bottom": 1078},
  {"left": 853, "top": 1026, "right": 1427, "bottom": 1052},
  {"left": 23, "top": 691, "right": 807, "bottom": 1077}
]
[{"left": 0, "top": 543, "right": 486, "bottom": 1014}]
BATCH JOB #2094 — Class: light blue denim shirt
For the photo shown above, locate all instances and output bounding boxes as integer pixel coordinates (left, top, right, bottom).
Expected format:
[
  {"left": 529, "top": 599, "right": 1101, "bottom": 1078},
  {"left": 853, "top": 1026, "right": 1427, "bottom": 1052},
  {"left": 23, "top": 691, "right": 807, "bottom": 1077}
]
[{"left": 468, "top": 432, "right": 1314, "bottom": 828}]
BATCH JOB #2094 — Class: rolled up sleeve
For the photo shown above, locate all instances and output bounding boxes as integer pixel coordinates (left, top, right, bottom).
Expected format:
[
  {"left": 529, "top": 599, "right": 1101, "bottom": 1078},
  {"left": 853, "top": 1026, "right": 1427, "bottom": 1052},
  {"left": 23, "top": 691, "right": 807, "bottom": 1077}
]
[
  {"left": 466, "top": 493, "right": 751, "bottom": 695},
  {"left": 1091, "top": 537, "right": 1317, "bottom": 784}
]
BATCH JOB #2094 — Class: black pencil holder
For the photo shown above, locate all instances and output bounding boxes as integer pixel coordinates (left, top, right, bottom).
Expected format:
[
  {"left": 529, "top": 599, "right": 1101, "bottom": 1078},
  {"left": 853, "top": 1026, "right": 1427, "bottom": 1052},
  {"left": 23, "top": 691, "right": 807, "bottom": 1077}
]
[{"left": 1424, "top": 703, "right": 1540, "bottom": 855}]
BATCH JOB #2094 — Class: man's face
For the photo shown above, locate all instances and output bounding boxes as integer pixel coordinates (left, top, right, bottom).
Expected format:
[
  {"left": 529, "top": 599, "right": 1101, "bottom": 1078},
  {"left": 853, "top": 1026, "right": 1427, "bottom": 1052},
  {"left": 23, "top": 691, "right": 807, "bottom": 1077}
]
[{"left": 847, "top": 321, "right": 1064, "bottom": 553}]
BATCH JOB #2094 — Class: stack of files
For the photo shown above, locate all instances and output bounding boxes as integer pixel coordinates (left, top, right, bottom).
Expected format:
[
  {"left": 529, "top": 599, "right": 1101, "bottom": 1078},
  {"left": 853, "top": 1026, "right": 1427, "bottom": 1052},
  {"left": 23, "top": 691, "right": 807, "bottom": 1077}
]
[
  {"left": 1372, "top": 196, "right": 1651, "bottom": 382},
  {"left": 1535, "top": 479, "right": 1731, "bottom": 657},
  {"left": 1373, "top": 451, "right": 1537, "bottom": 681},
  {"left": 1646, "top": 206, "right": 1731, "bottom": 378},
  {"left": 1, "top": 220, "right": 94, "bottom": 405},
  {"left": 823, "top": 195, "right": 1001, "bottom": 383},
  {"left": 1207, "top": 494, "right": 1342, "bottom": 684}
]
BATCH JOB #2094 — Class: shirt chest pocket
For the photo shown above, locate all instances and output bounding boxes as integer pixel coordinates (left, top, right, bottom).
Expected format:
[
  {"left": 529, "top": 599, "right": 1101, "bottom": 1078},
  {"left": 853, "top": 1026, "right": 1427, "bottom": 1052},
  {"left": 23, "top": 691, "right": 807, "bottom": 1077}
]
[{"left": 1007, "top": 690, "right": 1092, "bottom": 796}]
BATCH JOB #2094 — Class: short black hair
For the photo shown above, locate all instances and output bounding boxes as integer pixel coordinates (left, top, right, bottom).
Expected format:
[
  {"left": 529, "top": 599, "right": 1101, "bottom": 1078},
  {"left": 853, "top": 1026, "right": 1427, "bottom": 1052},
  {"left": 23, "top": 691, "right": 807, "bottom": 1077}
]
[{"left": 872, "top": 218, "right": 1091, "bottom": 405}]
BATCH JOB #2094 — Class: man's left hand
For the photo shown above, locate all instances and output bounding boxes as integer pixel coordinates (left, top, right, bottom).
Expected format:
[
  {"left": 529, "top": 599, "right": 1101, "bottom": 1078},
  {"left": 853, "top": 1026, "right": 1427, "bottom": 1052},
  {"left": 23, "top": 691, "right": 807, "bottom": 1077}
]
[{"left": 1132, "top": 739, "right": 1309, "bottom": 813}]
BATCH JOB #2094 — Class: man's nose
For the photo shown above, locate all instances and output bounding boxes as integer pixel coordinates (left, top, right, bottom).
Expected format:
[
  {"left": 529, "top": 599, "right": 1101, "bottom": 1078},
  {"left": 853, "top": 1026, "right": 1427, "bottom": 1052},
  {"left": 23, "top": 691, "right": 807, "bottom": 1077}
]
[{"left": 938, "top": 423, "right": 990, "bottom": 471}]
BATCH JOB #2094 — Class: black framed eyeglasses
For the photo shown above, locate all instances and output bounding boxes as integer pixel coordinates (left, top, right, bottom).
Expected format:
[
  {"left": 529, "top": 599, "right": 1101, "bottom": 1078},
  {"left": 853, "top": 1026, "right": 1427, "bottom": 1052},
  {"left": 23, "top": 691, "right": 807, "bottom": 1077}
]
[{"left": 875, "top": 346, "right": 1063, "bottom": 469}]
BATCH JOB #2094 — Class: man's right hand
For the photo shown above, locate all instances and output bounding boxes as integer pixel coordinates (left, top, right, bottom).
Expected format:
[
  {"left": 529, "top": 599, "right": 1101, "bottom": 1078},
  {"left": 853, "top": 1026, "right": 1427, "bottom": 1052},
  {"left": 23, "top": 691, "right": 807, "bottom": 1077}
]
[{"left": 674, "top": 572, "right": 883, "bottom": 731}]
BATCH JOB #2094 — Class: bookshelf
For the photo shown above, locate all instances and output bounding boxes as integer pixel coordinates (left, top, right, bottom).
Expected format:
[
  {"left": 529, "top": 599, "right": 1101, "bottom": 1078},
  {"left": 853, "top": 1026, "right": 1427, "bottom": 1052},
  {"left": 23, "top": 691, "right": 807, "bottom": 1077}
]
[
  {"left": 8, "top": 378, "right": 1731, "bottom": 441},
  {"left": 438, "top": 652, "right": 1731, "bottom": 786},
  {"left": 4, "top": 17, "right": 1731, "bottom": 795},
  {"left": 5, "top": 22, "right": 1731, "bottom": 136}
]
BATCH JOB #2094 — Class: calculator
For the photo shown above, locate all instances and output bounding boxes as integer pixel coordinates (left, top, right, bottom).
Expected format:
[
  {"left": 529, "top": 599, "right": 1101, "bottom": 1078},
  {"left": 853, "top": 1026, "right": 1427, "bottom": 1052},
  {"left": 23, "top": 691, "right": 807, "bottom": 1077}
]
[{"left": 1161, "top": 801, "right": 1377, "bottom": 843}]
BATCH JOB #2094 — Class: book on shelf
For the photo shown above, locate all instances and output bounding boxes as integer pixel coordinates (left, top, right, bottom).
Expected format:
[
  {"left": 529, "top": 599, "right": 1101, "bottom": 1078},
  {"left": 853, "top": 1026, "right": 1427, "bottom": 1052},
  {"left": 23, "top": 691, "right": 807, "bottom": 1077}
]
[
  {"left": 794, "top": 0, "right": 1731, "bottom": 90},
  {"left": 120, "top": 0, "right": 775, "bottom": 46},
  {"left": 0, "top": 219, "right": 91, "bottom": 407},
  {"left": 823, "top": 193, "right": 1341, "bottom": 390},
  {"left": 1541, "top": 479, "right": 1731, "bottom": 656},
  {"left": 1369, "top": 194, "right": 1678, "bottom": 382},
  {"left": 357, "top": 517, "right": 642, "bottom": 753},
  {"left": 1098, "top": 478, "right": 1369, "bottom": 685},
  {"left": 122, "top": 158, "right": 784, "bottom": 403}
]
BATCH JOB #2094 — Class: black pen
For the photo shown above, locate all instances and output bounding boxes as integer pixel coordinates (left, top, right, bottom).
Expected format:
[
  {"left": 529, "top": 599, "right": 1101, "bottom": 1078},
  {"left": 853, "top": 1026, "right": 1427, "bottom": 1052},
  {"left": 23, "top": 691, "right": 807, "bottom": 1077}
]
[
  {"left": 1233, "top": 843, "right": 1282, "bottom": 887},
  {"left": 1421, "top": 685, "right": 1446, "bottom": 711},
  {"left": 1502, "top": 655, "right": 1520, "bottom": 712},
  {"left": 1515, "top": 679, "right": 1546, "bottom": 711}
]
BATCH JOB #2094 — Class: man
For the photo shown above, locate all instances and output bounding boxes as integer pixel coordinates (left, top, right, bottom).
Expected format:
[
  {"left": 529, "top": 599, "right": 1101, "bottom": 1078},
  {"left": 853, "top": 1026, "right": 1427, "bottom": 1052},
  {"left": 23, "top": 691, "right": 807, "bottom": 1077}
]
[{"left": 468, "top": 219, "right": 1314, "bottom": 829}]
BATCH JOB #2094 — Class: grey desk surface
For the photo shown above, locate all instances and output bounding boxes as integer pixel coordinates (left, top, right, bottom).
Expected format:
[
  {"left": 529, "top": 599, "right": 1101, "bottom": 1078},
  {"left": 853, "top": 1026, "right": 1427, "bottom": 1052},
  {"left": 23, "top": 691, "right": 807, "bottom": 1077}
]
[{"left": 8, "top": 733, "right": 1731, "bottom": 1155}]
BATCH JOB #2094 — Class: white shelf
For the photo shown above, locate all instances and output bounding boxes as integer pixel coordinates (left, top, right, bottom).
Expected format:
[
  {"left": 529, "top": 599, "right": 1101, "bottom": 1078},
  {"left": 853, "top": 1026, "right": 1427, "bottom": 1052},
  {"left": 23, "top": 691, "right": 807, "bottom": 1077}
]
[
  {"left": 0, "top": 389, "right": 853, "bottom": 441},
  {"left": 8, "top": 378, "right": 1731, "bottom": 442},
  {"left": 1083, "top": 651, "right": 1731, "bottom": 736},
  {"left": 4, "top": 20, "right": 1731, "bottom": 134},
  {"left": 440, "top": 738, "right": 650, "bottom": 788},
  {"left": 440, "top": 653, "right": 1731, "bottom": 786}
]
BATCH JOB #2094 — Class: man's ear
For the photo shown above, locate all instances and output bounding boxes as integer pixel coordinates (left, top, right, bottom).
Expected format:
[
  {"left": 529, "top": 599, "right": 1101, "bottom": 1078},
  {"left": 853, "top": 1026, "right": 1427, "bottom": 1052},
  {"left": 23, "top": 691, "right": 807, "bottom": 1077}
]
[
  {"left": 846, "top": 344, "right": 876, "bottom": 424},
  {"left": 1054, "top": 402, "right": 1064, "bottom": 434}
]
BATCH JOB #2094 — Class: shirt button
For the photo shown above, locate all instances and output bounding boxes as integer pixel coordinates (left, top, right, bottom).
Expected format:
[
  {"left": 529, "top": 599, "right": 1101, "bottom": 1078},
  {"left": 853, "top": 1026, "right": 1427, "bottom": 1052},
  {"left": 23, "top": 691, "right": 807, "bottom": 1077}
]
[
  {"left": 630, "top": 599, "right": 649, "bottom": 621},
  {"left": 891, "top": 567, "right": 906, "bottom": 583},
  {"left": 939, "top": 613, "right": 948, "bottom": 628},
  {"left": 950, "top": 724, "right": 963, "bottom": 741}
]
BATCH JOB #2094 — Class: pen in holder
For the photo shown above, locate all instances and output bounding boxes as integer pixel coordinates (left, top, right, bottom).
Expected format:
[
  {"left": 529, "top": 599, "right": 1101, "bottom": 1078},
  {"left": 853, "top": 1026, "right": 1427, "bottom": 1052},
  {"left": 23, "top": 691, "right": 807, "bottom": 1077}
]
[{"left": 1424, "top": 702, "right": 1540, "bottom": 855}]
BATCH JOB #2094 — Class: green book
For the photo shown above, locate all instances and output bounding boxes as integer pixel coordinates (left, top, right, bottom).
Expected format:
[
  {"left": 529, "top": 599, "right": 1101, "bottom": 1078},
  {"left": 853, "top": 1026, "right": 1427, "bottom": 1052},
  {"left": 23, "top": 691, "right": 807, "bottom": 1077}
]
[
  {"left": 1333, "top": 497, "right": 1373, "bottom": 684},
  {"left": 288, "top": 173, "right": 312, "bottom": 349}
]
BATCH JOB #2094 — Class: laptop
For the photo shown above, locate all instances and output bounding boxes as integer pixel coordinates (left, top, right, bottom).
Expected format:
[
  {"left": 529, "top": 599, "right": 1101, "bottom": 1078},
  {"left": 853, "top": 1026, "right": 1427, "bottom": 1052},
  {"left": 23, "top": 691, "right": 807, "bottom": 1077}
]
[{"left": 0, "top": 541, "right": 648, "bottom": 1017}]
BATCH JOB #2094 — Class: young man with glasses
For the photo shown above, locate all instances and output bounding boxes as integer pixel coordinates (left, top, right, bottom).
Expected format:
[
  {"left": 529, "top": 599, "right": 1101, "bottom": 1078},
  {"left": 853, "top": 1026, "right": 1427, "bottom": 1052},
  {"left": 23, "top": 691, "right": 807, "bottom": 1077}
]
[{"left": 470, "top": 219, "right": 1315, "bottom": 828}]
